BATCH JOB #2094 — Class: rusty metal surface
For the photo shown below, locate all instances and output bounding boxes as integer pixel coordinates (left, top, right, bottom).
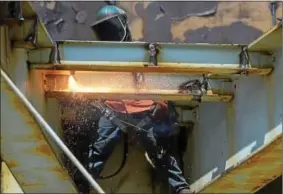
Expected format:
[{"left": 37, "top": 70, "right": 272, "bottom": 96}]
[
  {"left": 31, "top": 63, "right": 273, "bottom": 76},
  {"left": 43, "top": 72, "right": 233, "bottom": 102},
  {"left": 7, "top": 2, "right": 54, "bottom": 48},
  {"left": 199, "top": 135, "right": 282, "bottom": 193},
  {"left": 1, "top": 162, "right": 24, "bottom": 193},
  {"left": 47, "top": 91, "right": 233, "bottom": 102},
  {"left": 184, "top": 25, "right": 282, "bottom": 194},
  {"left": 255, "top": 175, "right": 282, "bottom": 194},
  {"left": 30, "top": 2, "right": 282, "bottom": 44},
  {"left": 43, "top": 72, "right": 233, "bottom": 92},
  {"left": 248, "top": 23, "right": 282, "bottom": 52},
  {"left": 0, "top": 75, "right": 77, "bottom": 193}
]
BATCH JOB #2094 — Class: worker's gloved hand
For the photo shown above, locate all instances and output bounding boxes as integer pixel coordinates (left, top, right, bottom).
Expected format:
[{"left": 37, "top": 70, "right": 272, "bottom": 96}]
[{"left": 151, "top": 100, "right": 169, "bottom": 121}]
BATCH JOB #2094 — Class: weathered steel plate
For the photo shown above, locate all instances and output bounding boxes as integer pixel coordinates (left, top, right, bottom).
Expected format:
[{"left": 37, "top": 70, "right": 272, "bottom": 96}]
[
  {"left": 248, "top": 23, "right": 282, "bottom": 52},
  {"left": 199, "top": 135, "right": 282, "bottom": 193},
  {"left": 1, "top": 76, "right": 77, "bottom": 193},
  {"left": 8, "top": 2, "right": 54, "bottom": 48},
  {"left": 1, "top": 162, "right": 24, "bottom": 193}
]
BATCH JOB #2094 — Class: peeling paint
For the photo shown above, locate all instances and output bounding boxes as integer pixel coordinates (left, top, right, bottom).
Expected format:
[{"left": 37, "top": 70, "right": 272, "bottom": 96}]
[{"left": 31, "top": 1, "right": 281, "bottom": 43}]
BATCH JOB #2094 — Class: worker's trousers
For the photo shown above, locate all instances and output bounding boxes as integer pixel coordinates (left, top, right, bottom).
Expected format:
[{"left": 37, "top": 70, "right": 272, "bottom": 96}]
[{"left": 88, "top": 111, "right": 190, "bottom": 193}]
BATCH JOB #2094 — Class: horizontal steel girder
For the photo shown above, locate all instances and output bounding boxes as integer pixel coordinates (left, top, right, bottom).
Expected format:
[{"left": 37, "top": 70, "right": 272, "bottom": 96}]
[
  {"left": 28, "top": 41, "right": 273, "bottom": 75},
  {"left": 1, "top": 74, "right": 77, "bottom": 193},
  {"left": 43, "top": 71, "right": 233, "bottom": 102}
]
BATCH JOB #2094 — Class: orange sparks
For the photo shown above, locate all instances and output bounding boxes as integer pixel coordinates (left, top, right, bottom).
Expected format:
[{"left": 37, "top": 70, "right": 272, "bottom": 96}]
[{"left": 68, "top": 75, "right": 111, "bottom": 93}]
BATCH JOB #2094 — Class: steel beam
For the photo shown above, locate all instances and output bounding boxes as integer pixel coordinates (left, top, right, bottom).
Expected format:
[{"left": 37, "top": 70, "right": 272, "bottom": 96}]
[
  {"left": 248, "top": 23, "right": 282, "bottom": 52},
  {"left": 28, "top": 41, "right": 273, "bottom": 75},
  {"left": 43, "top": 71, "right": 233, "bottom": 102},
  {"left": 1, "top": 73, "right": 77, "bottom": 193},
  {"left": 47, "top": 91, "right": 232, "bottom": 102}
]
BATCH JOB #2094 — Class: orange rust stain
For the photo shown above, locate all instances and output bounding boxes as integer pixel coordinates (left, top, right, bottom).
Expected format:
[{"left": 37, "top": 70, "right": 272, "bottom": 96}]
[
  {"left": 21, "top": 182, "right": 42, "bottom": 187},
  {"left": 51, "top": 166, "right": 69, "bottom": 180},
  {"left": 6, "top": 160, "right": 19, "bottom": 168},
  {"left": 34, "top": 144, "right": 54, "bottom": 158},
  {"left": 26, "top": 126, "right": 45, "bottom": 141},
  {"left": 3, "top": 80, "right": 45, "bottom": 142}
]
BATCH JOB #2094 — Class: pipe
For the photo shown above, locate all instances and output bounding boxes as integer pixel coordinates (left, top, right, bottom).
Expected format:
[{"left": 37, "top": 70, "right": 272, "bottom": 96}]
[{"left": 0, "top": 68, "right": 105, "bottom": 194}]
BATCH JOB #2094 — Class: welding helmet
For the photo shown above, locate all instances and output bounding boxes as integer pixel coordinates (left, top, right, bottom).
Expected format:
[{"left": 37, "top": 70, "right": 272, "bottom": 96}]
[{"left": 91, "top": 5, "right": 132, "bottom": 42}]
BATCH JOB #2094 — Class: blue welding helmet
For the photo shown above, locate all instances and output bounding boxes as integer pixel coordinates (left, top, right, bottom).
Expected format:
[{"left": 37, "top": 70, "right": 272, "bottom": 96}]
[{"left": 91, "top": 5, "right": 132, "bottom": 42}]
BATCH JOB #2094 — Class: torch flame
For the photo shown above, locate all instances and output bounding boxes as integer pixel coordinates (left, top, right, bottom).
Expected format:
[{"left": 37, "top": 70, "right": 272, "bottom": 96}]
[{"left": 68, "top": 75, "right": 111, "bottom": 93}]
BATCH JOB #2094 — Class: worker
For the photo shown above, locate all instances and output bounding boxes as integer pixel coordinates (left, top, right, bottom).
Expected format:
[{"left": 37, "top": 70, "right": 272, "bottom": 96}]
[{"left": 89, "top": 4, "right": 193, "bottom": 194}]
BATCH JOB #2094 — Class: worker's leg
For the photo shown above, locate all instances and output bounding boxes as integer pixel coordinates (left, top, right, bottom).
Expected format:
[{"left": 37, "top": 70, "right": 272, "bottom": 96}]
[
  {"left": 137, "top": 121, "right": 191, "bottom": 193},
  {"left": 88, "top": 116, "right": 122, "bottom": 177}
]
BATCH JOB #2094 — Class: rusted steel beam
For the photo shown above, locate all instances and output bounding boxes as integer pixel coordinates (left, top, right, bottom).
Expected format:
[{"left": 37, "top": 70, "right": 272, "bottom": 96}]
[
  {"left": 46, "top": 90, "right": 233, "bottom": 102},
  {"left": 1, "top": 73, "right": 77, "bottom": 193},
  {"left": 199, "top": 135, "right": 282, "bottom": 193},
  {"left": 248, "top": 23, "right": 282, "bottom": 52},
  {"left": 27, "top": 41, "right": 273, "bottom": 75},
  {"left": 31, "top": 62, "right": 273, "bottom": 76},
  {"left": 43, "top": 71, "right": 234, "bottom": 102}
]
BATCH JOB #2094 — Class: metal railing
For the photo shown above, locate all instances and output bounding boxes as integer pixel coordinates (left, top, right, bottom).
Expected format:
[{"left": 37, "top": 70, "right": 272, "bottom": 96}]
[{"left": 1, "top": 68, "right": 105, "bottom": 194}]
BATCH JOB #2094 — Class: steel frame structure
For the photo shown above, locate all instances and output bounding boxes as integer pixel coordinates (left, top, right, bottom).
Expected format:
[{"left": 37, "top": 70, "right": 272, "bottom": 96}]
[{"left": 1, "top": 1, "right": 282, "bottom": 194}]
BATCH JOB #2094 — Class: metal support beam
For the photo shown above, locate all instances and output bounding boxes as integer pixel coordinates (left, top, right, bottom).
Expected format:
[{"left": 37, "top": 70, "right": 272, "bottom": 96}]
[
  {"left": 248, "top": 22, "right": 282, "bottom": 52},
  {"left": 28, "top": 41, "right": 273, "bottom": 76},
  {"left": 43, "top": 71, "right": 233, "bottom": 102}
]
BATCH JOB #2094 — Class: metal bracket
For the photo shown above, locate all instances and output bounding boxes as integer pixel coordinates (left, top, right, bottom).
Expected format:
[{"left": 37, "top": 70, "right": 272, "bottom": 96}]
[
  {"left": 49, "top": 42, "right": 60, "bottom": 65},
  {"left": 133, "top": 72, "right": 145, "bottom": 88},
  {"left": 147, "top": 43, "right": 158, "bottom": 66},
  {"left": 24, "top": 17, "right": 39, "bottom": 48},
  {"left": 192, "top": 107, "right": 199, "bottom": 121},
  {"left": 8, "top": 1, "right": 24, "bottom": 22},
  {"left": 0, "top": 2, "right": 24, "bottom": 26},
  {"left": 179, "top": 74, "right": 210, "bottom": 103},
  {"left": 239, "top": 46, "right": 250, "bottom": 75}
]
